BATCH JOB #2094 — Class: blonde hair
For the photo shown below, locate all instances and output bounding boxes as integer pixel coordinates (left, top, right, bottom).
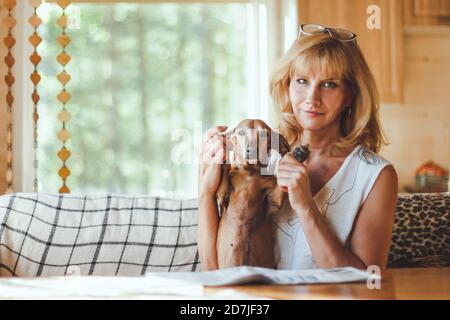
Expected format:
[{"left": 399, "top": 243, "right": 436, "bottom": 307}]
[{"left": 269, "top": 33, "right": 387, "bottom": 153}]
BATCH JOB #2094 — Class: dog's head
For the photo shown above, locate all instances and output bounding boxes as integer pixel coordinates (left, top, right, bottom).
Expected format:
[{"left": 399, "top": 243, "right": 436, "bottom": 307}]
[
  {"left": 224, "top": 119, "right": 289, "bottom": 170},
  {"left": 216, "top": 119, "right": 289, "bottom": 217}
]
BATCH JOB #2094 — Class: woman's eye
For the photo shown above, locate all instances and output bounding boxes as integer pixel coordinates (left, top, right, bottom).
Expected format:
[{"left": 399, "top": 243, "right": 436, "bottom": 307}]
[
  {"left": 296, "top": 79, "right": 307, "bottom": 85},
  {"left": 322, "top": 81, "right": 337, "bottom": 88},
  {"left": 238, "top": 129, "right": 245, "bottom": 136}
]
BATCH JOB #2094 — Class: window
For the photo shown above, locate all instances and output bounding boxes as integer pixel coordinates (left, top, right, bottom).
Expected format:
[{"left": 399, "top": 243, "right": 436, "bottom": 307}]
[{"left": 14, "top": 0, "right": 297, "bottom": 197}]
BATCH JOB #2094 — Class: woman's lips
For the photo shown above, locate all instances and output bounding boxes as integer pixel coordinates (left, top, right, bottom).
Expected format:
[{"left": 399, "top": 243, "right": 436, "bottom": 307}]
[{"left": 303, "top": 110, "right": 325, "bottom": 117}]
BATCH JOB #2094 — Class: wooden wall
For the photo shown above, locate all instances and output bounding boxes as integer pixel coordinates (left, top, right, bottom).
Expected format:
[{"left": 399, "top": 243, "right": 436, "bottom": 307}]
[{"left": 379, "top": 26, "right": 450, "bottom": 191}]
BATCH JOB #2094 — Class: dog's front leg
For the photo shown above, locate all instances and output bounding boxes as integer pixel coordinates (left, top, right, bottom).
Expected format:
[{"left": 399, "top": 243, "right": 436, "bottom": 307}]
[
  {"left": 216, "top": 164, "right": 231, "bottom": 217},
  {"left": 266, "top": 186, "right": 286, "bottom": 212},
  {"left": 217, "top": 211, "right": 253, "bottom": 268}
]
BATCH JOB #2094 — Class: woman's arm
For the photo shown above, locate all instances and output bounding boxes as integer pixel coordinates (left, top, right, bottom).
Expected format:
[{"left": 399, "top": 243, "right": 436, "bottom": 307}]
[
  {"left": 196, "top": 125, "right": 229, "bottom": 271},
  {"left": 299, "top": 165, "right": 398, "bottom": 271},
  {"left": 348, "top": 165, "right": 398, "bottom": 271},
  {"left": 277, "top": 154, "right": 398, "bottom": 271},
  {"left": 197, "top": 194, "right": 220, "bottom": 270}
]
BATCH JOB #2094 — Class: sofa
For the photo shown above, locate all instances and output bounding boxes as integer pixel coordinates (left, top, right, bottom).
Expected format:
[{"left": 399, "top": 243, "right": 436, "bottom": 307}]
[{"left": 0, "top": 192, "right": 448, "bottom": 277}]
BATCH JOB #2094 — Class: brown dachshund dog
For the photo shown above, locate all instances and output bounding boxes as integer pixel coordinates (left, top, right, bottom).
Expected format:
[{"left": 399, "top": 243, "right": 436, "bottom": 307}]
[{"left": 216, "top": 119, "right": 290, "bottom": 268}]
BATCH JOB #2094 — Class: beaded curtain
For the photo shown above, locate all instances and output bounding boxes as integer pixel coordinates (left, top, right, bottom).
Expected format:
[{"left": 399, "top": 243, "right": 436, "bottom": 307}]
[{"left": 1, "top": 0, "right": 73, "bottom": 193}]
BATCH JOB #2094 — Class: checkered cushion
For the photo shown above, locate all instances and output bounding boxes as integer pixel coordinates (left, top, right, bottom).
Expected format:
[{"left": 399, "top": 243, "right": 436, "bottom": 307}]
[{"left": 0, "top": 193, "right": 200, "bottom": 277}]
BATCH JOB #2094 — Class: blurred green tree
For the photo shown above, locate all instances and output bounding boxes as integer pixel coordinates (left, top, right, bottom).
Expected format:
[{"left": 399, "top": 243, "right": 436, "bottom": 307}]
[{"left": 38, "top": 2, "right": 248, "bottom": 197}]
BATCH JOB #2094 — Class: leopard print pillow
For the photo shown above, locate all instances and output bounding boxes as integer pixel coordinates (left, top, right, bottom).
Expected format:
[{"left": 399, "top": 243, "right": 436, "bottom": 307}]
[{"left": 388, "top": 192, "right": 450, "bottom": 268}]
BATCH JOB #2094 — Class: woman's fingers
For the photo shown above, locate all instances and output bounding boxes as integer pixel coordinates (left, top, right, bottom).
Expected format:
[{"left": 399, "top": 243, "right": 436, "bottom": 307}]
[
  {"left": 204, "top": 134, "right": 223, "bottom": 150},
  {"left": 200, "top": 126, "right": 234, "bottom": 165},
  {"left": 278, "top": 162, "right": 306, "bottom": 175},
  {"left": 280, "top": 153, "right": 307, "bottom": 166},
  {"left": 202, "top": 137, "right": 226, "bottom": 164},
  {"left": 200, "top": 141, "right": 215, "bottom": 163},
  {"left": 204, "top": 126, "right": 226, "bottom": 141},
  {"left": 200, "top": 127, "right": 226, "bottom": 160},
  {"left": 203, "top": 140, "right": 221, "bottom": 163},
  {"left": 203, "top": 133, "right": 222, "bottom": 151},
  {"left": 203, "top": 126, "right": 228, "bottom": 144},
  {"left": 199, "top": 133, "right": 216, "bottom": 163},
  {"left": 277, "top": 165, "right": 303, "bottom": 174},
  {"left": 277, "top": 166, "right": 308, "bottom": 191},
  {"left": 223, "top": 128, "right": 235, "bottom": 149},
  {"left": 212, "top": 147, "right": 225, "bottom": 164},
  {"left": 277, "top": 171, "right": 304, "bottom": 182},
  {"left": 277, "top": 177, "right": 297, "bottom": 191}
]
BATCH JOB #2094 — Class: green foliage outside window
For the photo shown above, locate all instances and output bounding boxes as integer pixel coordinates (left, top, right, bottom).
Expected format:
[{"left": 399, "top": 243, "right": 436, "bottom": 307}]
[{"left": 38, "top": 3, "right": 248, "bottom": 197}]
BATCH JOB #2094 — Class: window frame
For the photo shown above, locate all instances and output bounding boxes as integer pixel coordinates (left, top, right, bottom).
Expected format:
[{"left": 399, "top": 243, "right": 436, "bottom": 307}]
[{"left": 12, "top": 0, "right": 297, "bottom": 193}]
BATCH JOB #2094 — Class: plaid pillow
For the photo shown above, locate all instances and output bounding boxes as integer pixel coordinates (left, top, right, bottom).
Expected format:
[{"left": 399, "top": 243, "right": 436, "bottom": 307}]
[{"left": 0, "top": 193, "right": 200, "bottom": 277}]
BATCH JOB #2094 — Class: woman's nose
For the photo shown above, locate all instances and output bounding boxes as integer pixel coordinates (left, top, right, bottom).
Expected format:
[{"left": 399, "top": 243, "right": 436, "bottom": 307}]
[{"left": 305, "top": 85, "right": 320, "bottom": 106}]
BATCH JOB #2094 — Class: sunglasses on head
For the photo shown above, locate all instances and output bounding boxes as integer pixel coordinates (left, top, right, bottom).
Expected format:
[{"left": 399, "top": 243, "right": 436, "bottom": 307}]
[{"left": 298, "top": 24, "right": 357, "bottom": 43}]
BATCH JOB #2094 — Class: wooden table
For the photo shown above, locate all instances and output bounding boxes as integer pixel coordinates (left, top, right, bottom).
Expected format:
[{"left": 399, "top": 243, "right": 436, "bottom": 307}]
[
  {"left": 206, "top": 267, "right": 450, "bottom": 300},
  {"left": 0, "top": 267, "right": 448, "bottom": 300}
]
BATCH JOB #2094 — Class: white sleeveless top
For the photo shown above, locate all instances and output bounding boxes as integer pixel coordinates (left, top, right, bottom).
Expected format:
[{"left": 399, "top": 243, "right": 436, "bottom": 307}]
[{"left": 271, "top": 144, "right": 392, "bottom": 270}]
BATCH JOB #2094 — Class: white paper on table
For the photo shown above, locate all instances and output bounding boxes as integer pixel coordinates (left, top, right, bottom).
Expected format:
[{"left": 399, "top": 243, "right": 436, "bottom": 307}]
[
  {"left": 0, "top": 276, "right": 203, "bottom": 299},
  {"left": 145, "top": 266, "right": 375, "bottom": 286},
  {"left": 129, "top": 289, "right": 272, "bottom": 300}
]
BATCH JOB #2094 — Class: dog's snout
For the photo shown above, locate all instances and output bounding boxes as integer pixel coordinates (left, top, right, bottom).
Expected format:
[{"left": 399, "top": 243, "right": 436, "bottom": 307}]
[{"left": 245, "top": 147, "right": 258, "bottom": 162}]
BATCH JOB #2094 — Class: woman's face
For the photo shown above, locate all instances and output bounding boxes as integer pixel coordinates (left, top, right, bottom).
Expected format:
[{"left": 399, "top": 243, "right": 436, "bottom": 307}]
[{"left": 289, "top": 69, "right": 351, "bottom": 133}]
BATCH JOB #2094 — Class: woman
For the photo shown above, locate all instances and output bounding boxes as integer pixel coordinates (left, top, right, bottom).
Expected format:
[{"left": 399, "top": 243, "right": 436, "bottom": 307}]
[{"left": 197, "top": 24, "right": 398, "bottom": 272}]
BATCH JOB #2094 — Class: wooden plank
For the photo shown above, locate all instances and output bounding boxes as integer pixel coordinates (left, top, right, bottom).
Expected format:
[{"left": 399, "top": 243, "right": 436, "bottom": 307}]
[
  {"left": 404, "top": 0, "right": 450, "bottom": 26},
  {"left": 380, "top": 28, "right": 450, "bottom": 190},
  {"left": 414, "top": 0, "right": 450, "bottom": 17}
]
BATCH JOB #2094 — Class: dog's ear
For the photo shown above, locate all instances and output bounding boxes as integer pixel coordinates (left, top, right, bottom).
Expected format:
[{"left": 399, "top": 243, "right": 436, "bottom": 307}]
[
  {"left": 270, "top": 131, "right": 290, "bottom": 156},
  {"left": 279, "top": 134, "right": 290, "bottom": 155},
  {"left": 264, "top": 185, "right": 286, "bottom": 214},
  {"left": 216, "top": 164, "right": 231, "bottom": 216}
]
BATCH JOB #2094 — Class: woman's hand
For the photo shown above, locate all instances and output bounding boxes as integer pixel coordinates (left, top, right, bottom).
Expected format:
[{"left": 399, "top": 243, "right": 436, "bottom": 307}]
[
  {"left": 198, "top": 125, "right": 229, "bottom": 199},
  {"left": 276, "top": 153, "right": 315, "bottom": 214}
]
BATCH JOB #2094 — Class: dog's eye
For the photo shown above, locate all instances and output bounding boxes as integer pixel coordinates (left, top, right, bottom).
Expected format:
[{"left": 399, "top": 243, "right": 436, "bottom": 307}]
[{"left": 238, "top": 129, "right": 245, "bottom": 136}]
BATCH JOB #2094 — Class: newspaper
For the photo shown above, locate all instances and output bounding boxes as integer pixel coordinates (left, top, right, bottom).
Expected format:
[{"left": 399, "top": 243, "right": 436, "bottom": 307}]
[
  {"left": 0, "top": 267, "right": 374, "bottom": 299},
  {"left": 145, "top": 266, "right": 374, "bottom": 287},
  {"left": 0, "top": 276, "right": 273, "bottom": 300},
  {"left": 0, "top": 276, "right": 203, "bottom": 299}
]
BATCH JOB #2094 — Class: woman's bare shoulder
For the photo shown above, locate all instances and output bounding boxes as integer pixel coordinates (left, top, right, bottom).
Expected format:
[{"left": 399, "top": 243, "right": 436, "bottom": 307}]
[{"left": 362, "top": 164, "right": 398, "bottom": 216}]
